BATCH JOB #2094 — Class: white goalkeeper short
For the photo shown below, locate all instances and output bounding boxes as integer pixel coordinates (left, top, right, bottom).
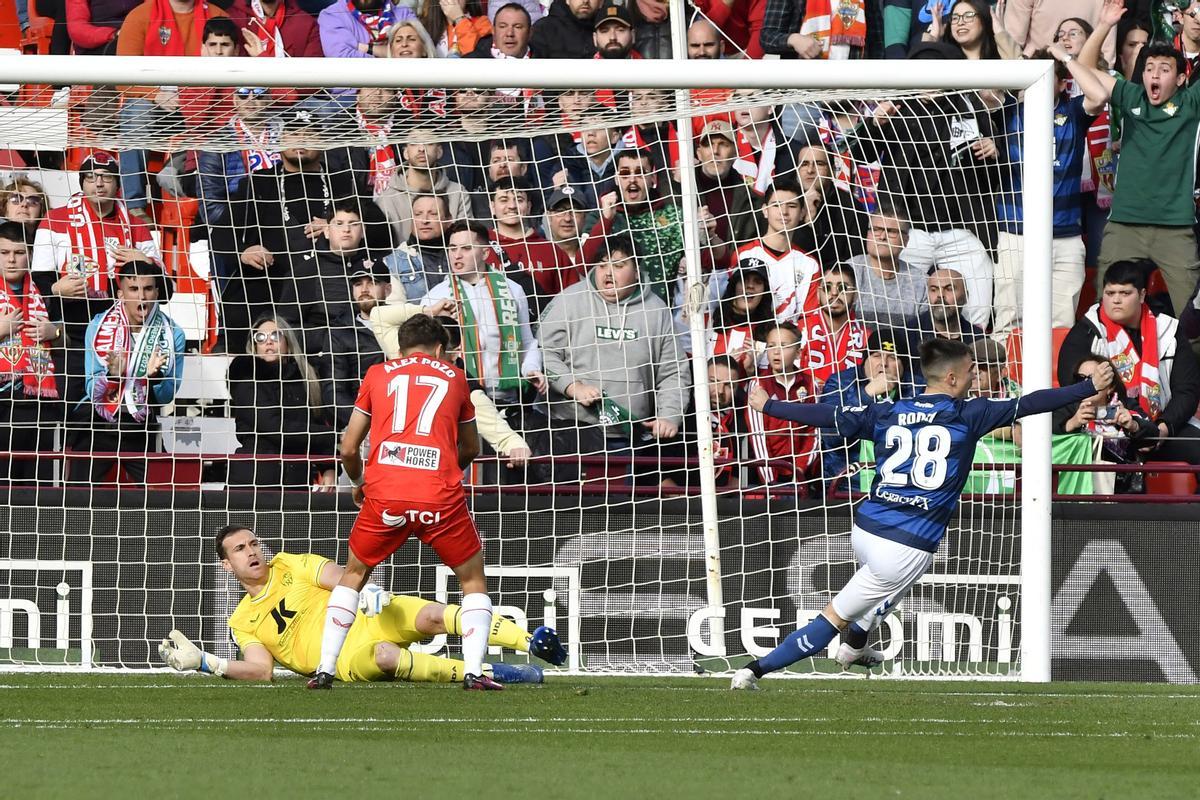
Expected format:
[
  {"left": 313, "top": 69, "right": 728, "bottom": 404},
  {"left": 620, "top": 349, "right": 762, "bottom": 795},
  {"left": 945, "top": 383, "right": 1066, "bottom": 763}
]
[{"left": 830, "top": 526, "right": 934, "bottom": 629}]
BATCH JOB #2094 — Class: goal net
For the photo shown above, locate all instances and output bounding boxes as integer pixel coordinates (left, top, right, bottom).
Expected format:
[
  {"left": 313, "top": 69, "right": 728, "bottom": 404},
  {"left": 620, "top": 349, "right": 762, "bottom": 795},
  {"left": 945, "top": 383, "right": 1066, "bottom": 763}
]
[{"left": 0, "top": 57, "right": 1056, "bottom": 680}]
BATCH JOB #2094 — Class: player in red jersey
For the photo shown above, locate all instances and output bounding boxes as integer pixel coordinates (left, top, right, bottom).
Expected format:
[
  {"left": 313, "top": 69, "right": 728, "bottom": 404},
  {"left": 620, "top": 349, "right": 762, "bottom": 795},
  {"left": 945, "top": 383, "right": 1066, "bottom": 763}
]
[{"left": 309, "top": 314, "right": 502, "bottom": 691}]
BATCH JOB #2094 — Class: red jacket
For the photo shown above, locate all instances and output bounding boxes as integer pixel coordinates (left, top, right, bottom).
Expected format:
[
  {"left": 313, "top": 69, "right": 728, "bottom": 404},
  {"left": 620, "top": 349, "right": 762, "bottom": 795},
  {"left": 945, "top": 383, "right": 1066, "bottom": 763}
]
[
  {"left": 486, "top": 229, "right": 574, "bottom": 301},
  {"left": 798, "top": 311, "right": 870, "bottom": 395},
  {"left": 226, "top": 0, "right": 322, "bottom": 58},
  {"left": 745, "top": 369, "right": 818, "bottom": 487}
]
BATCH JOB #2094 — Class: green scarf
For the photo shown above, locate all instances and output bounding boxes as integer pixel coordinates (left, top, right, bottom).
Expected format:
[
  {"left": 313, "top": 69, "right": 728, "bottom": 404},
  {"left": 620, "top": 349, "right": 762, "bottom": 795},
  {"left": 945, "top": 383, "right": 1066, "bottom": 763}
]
[{"left": 453, "top": 271, "right": 524, "bottom": 390}]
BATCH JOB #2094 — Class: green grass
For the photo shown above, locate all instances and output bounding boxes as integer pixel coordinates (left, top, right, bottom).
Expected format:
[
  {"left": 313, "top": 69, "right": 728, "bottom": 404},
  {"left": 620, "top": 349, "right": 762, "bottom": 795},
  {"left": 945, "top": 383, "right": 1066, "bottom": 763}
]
[{"left": 1, "top": 673, "right": 1197, "bottom": 799}]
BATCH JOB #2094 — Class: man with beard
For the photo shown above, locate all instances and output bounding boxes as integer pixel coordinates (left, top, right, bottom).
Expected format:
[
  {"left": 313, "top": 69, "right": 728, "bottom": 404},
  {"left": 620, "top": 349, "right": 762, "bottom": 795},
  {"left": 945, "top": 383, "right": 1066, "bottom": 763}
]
[
  {"left": 797, "top": 265, "right": 870, "bottom": 395},
  {"left": 383, "top": 193, "right": 452, "bottom": 302},
  {"left": 901, "top": 266, "right": 984, "bottom": 385},
  {"left": 541, "top": 186, "right": 589, "bottom": 289},
  {"left": 530, "top": 0, "right": 597, "bottom": 58},
  {"left": 215, "top": 117, "right": 391, "bottom": 352},
  {"left": 694, "top": 119, "right": 761, "bottom": 246},
  {"left": 592, "top": 0, "right": 638, "bottom": 59},
  {"left": 485, "top": 178, "right": 572, "bottom": 309},
  {"left": 587, "top": 148, "right": 725, "bottom": 306},
  {"left": 687, "top": 15, "right": 725, "bottom": 59},
  {"left": 321, "top": 261, "right": 388, "bottom": 431},
  {"left": 844, "top": 203, "right": 927, "bottom": 329},
  {"left": 324, "top": 87, "right": 401, "bottom": 200},
  {"left": 377, "top": 139, "right": 471, "bottom": 244}
]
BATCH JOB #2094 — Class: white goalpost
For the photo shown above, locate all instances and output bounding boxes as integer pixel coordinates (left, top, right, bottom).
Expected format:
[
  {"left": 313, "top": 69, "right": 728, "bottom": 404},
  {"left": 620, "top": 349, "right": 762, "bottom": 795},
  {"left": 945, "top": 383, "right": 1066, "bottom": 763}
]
[{"left": 0, "top": 50, "right": 1055, "bottom": 682}]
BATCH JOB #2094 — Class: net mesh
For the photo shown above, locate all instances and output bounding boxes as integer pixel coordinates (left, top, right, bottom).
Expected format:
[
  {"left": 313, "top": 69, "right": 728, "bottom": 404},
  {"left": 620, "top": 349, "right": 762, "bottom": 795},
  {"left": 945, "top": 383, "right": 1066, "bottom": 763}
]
[{"left": 0, "top": 74, "right": 1033, "bottom": 678}]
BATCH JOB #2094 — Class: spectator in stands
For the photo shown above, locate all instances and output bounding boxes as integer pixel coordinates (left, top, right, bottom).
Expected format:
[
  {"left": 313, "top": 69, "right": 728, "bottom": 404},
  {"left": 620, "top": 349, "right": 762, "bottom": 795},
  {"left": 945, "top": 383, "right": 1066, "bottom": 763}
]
[
  {"left": 467, "top": 139, "right": 539, "bottom": 219},
  {"left": 712, "top": 180, "right": 820, "bottom": 324},
  {"left": 928, "top": 0, "right": 1005, "bottom": 59},
  {"left": 227, "top": 315, "right": 336, "bottom": 488},
  {"left": 662, "top": 354, "right": 747, "bottom": 490},
  {"left": 319, "top": 262, "right": 387, "bottom": 431},
  {"left": 845, "top": 202, "right": 926, "bottom": 329},
  {"left": 0, "top": 178, "right": 48, "bottom": 244},
  {"left": 386, "top": 15, "right": 436, "bottom": 55},
  {"left": 760, "top": 0, "right": 867, "bottom": 59},
  {"left": 901, "top": 265, "right": 984, "bottom": 384},
  {"left": 692, "top": 0, "right": 761, "bottom": 57},
  {"left": 731, "top": 98, "right": 798, "bottom": 204},
  {"left": 709, "top": 260, "right": 773, "bottom": 375},
  {"left": 324, "top": 86, "right": 399, "bottom": 200},
  {"left": 969, "top": 337, "right": 1021, "bottom": 441},
  {"left": 467, "top": 1, "right": 533, "bottom": 57},
  {"left": 745, "top": 321, "right": 818, "bottom": 491},
  {"left": 284, "top": 201, "right": 382, "bottom": 350},
  {"left": 1058, "top": 260, "right": 1200, "bottom": 466},
  {"left": 416, "top": 0, "right": 489, "bottom": 57},
  {"left": 383, "top": 193, "right": 451, "bottom": 301},
  {"left": 540, "top": 186, "right": 589, "bottom": 286},
  {"left": 116, "top": 0, "right": 230, "bottom": 222},
  {"left": 484, "top": 178, "right": 571, "bottom": 306},
  {"left": 789, "top": 142, "right": 860, "bottom": 269},
  {"left": 993, "top": 51, "right": 1093, "bottom": 335},
  {"left": 421, "top": 221, "right": 541, "bottom": 409},
  {"left": 530, "top": 0, "right": 596, "bottom": 58},
  {"left": 67, "top": 0, "right": 142, "bottom": 55},
  {"left": 592, "top": 0, "right": 637, "bottom": 58},
  {"left": 817, "top": 327, "right": 910, "bottom": 492},
  {"left": 589, "top": 148, "right": 724, "bottom": 306},
  {"left": 229, "top": 0, "right": 322, "bottom": 57},
  {"left": 537, "top": 235, "right": 686, "bottom": 473},
  {"left": 214, "top": 114, "right": 391, "bottom": 351},
  {"left": 32, "top": 152, "right": 161, "bottom": 403},
  {"left": 883, "top": 0, "right": 936, "bottom": 58},
  {"left": 1053, "top": 352, "right": 1157, "bottom": 493},
  {"left": 1006, "top": 0, "right": 1114, "bottom": 62},
  {"left": 798, "top": 264, "right": 869, "bottom": 394},
  {"left": 377, "top": 139, "right": 471, "bottom": 244},
  {"left": 687, "top": 14, "right": 726, "bottom": 58},
  {"left": 1057, "top": 27, "right": 1200, "bottom": 327},
  {"left": 197, "top": 85, "right": 282, "bottom": 227},
  {"left": 564, "top": 127, "right": 622, "bottom": 204},
  {"left": 694, "top": 119, "right": 760, "bottom": 245},
  {"left": 857, "top": 47, "right": 998, "bottom": 330},
  {"left": 1114, "top": 14, "right": 1150, "bottom": 80},
  {"left": 625, "top": 88, "right": 679, "bottom": 174},
  {"left": 0, "top": 222, "right": 60, "bottom": 484},
  {"left": 69, "top": 260, "right": 185, "bottom": 485},
  {"left": 629, "top": 0, "right": 670, "bottom": 58},
  {"left": 318, "top": 0, "right": 411, "bottom": 58}
]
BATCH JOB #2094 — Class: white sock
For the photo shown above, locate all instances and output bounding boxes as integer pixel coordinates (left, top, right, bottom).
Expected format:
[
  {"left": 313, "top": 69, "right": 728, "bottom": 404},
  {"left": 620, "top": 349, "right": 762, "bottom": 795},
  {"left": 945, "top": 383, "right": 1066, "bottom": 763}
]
[
  {"left": 318, "top": 585, "right": 359, "bottom": 675},
  {"left": 459, "top": 592, "right": 493, "bottom": 678}
]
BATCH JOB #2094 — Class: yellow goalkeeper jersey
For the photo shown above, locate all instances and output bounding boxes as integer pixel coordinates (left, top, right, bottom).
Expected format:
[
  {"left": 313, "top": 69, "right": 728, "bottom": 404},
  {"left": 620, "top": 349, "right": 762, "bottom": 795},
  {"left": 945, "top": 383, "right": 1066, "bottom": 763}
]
[{"left": 227, "top": 552, "right": 332, "bottom": 676}]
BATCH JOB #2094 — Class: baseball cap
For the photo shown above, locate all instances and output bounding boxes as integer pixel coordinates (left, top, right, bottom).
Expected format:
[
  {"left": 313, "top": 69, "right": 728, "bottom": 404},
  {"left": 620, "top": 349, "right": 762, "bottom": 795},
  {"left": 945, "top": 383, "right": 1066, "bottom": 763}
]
[
  {"left": 593, "top": 0, "right": 632, "bottom": 29},
  {"left": 735, "top": 255, "right": 769, "bottom": 282},
  {"left": 547, "top": 185, "right": 586, "bottom": 210},
  {"left": 347, "top": 258, "right": 388, "bottom": 283},
  {"left": 79, "top": 151, "right": 119, "bottom": 176},
  {"left": 971, "top": 337, "right": 1008, "bottom": 368},
  {"left": 698, "top": 119, "right": 736, "bottom": 144}
]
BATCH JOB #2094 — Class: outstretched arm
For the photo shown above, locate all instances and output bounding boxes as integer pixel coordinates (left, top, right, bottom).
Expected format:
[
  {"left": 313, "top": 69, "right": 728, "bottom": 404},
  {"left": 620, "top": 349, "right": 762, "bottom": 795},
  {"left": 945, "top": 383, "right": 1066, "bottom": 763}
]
[
  {"left": 750, "top": 384, "right": 839, "bottom": 428},
  {"left": 1015, "top": 360, "right": 1111, "bottom": 419},
  {"left": 159, "top": 630, "right": 275, "bottom": 681}
]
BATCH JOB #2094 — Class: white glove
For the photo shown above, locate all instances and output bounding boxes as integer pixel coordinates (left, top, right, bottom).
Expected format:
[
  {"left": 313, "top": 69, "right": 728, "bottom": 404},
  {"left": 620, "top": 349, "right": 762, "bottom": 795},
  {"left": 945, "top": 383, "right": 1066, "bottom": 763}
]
[
  {"left": 158, "top": 629, "right": 228, "bottom": 677},
  {"left": 358, "top": 583, "right": 391, "bottom": 617}
]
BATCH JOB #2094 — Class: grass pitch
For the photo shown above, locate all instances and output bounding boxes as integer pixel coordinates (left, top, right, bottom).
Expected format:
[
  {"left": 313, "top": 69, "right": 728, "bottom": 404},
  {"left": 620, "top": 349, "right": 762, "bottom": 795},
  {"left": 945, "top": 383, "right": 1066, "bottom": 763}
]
[{"left": 2, "top": 673, "right": 1197, "bottom": 799}]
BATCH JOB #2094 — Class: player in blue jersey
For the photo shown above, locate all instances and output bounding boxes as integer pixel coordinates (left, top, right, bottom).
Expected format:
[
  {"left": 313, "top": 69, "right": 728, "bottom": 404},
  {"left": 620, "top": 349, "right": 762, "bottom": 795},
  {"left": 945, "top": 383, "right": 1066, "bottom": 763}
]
[{"left": 730, "top": 338, "right": 1113, "bottom": 689}]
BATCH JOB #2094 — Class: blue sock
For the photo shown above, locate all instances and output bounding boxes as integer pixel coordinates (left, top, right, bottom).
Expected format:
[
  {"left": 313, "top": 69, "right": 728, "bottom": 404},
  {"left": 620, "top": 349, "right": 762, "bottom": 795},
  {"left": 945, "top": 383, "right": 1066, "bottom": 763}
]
[
  {"left": 843, "top": 622, "right": 868, "bottom": 649},
  {"left": 750, "top": 615, "right": 839, "bottom": 676}
]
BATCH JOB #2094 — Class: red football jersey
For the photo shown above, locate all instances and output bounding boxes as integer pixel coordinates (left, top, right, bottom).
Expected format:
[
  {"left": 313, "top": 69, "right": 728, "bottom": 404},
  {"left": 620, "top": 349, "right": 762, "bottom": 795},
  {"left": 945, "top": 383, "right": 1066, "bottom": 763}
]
[{"left": 353, "top": 354, "right": 476, "bottom": 506}]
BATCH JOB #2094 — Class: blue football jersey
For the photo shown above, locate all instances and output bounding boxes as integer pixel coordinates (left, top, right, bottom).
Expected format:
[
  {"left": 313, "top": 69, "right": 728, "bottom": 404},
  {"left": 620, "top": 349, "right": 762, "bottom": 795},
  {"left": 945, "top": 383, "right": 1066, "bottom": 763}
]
[{"left": 833, "top": 394, "right": 1021, "bottom": 552}]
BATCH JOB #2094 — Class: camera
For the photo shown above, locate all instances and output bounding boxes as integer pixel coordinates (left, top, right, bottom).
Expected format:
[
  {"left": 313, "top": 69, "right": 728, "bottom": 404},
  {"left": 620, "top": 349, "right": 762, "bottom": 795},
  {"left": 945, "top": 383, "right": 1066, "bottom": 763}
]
[{"left": 1094, "top": 404, "right": 1121, "bottom": 422}]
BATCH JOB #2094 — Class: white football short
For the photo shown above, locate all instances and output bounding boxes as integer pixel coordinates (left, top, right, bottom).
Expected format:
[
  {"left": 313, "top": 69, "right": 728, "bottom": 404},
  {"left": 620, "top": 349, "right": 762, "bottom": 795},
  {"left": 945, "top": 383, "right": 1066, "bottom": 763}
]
[{"left": 830, "top": 525, "right": 934, "bottom": 629}]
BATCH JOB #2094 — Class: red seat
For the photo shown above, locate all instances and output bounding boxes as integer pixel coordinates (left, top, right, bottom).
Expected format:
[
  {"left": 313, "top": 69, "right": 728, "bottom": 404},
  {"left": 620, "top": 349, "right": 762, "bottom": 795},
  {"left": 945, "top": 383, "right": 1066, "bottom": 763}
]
[
  {"left": 1004, "top": 327, "right": 1071, "bottom": 387},
  {"left": 1144, "top": 463, "right": 1198, "bottom": 496}
]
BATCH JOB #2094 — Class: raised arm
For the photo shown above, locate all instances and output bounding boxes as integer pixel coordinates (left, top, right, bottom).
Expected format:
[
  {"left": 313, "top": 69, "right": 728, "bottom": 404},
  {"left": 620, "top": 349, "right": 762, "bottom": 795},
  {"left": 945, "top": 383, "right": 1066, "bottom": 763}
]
[
  {"left": 1015, "top": 361, "right": 1112, "bottom": 419},
  {"left": 1055, "top": 46, "right": 1117, "bottom": 112},
  {"left": 749, "top": 383, "right": 839, "bottom": 428}
]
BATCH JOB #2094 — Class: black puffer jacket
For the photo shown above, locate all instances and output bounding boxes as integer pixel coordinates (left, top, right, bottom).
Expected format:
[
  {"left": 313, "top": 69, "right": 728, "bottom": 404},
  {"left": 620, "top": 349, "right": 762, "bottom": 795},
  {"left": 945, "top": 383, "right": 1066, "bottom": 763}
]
[{"left": 530, "top": 0, "right": 596, "bottom": 59}]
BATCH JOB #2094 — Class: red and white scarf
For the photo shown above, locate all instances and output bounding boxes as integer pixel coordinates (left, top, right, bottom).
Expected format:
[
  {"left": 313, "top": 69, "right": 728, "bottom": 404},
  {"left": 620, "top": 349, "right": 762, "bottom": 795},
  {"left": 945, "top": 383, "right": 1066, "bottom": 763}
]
[
  {"left": 0, "top": 274, "right": 57, "bottom": 398},
  {"left": 90, "top": 301, "right": 175, "bottom": 423},
  {"left": 357, "top": 110, "right": 396, "bottom": 196},
  {"left": 64, "top": 193, "right": 133, "bottom": 299},
  {"left": 248, "top": 0, "right": 287, "bottom": 57},
  {"left": 234, "top": 116, "right": 281, "bottom": 173},
  {"left": 733, "top": 127, "right": 776, "bottom": 196},
  {"left": 799, "top": 0, "right": 866, "bottom": 58},
  {"left": 145, "top": 0, "right": 209, "bottom": 56},
  {"left": 1100, "top": 304, "right": 1164, "bottom": 418}
]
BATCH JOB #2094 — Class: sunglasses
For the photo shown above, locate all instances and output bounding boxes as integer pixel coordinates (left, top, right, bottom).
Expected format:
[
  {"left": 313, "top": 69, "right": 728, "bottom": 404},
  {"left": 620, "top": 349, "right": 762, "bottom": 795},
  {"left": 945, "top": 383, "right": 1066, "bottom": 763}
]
[
  {"left": 236, "top": 87, "right": 269, "bottom": 98},
  {"left": 253, "top": 330, "right": 282, "bottom": 344},
  {"left": 7, "top": 194, "right": 41, "bottom": 206}
]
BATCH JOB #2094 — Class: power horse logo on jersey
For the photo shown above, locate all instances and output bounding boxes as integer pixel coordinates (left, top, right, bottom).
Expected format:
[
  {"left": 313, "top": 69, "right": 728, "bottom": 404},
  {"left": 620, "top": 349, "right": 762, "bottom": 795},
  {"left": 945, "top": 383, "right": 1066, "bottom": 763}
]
[{"left": 379, "top": 442, "right": 441, "bottom": 470}]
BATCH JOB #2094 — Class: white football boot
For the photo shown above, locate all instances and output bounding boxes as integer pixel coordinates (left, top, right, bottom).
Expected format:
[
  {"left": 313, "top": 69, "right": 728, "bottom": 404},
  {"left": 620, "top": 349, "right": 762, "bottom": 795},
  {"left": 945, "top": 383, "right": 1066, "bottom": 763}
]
[
  {"left": 730, "top": 667, "right": 759, "bottom": 690},
  {"left": 834, "top": 642, "right": 886, "bottom": 671}
]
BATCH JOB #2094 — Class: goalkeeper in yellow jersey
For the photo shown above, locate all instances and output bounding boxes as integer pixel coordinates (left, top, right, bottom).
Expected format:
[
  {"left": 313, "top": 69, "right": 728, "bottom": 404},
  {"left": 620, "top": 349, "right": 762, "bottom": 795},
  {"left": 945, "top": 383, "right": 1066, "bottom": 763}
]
[{"left": 158, "top": 525, "right": 566, "bottom": 684}]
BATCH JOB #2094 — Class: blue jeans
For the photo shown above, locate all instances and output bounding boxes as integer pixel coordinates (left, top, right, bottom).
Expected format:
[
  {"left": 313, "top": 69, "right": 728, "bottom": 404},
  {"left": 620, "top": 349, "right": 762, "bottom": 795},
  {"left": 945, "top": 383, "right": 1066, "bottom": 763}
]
[{"left": 118, "top": 98, "right": 156, "bottom": 211}]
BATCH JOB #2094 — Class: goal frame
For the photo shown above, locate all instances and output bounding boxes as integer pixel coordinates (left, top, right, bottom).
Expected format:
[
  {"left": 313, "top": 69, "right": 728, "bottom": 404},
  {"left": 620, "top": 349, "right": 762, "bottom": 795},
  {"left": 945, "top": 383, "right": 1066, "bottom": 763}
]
[{"left": 0, "top": 53, "right": 1057, "bottom": 683}]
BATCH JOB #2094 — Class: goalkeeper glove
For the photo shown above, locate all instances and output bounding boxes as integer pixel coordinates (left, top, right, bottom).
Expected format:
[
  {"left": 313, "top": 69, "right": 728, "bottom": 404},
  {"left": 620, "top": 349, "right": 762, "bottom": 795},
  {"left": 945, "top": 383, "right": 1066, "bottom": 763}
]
[
  {"left": 158, "top": 629, "right": 229, "bottom": 677},
  {"left": 358, "top": 583, "right": 391, "bottom": 617}
]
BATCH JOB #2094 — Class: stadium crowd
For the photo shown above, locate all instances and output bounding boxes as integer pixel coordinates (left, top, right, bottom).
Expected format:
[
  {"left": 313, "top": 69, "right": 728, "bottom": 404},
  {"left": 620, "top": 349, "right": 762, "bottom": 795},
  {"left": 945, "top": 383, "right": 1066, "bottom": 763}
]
[{"left": 0, "top": 0, "right": 1197, "bottom": 496}]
